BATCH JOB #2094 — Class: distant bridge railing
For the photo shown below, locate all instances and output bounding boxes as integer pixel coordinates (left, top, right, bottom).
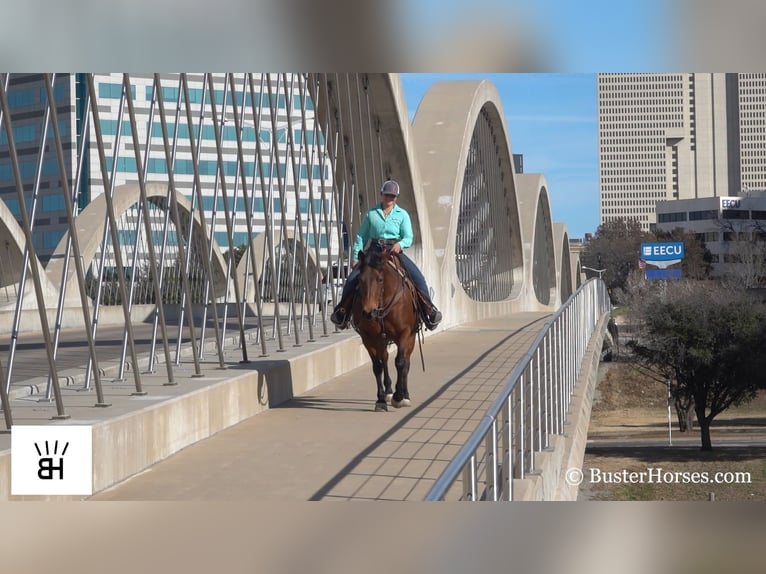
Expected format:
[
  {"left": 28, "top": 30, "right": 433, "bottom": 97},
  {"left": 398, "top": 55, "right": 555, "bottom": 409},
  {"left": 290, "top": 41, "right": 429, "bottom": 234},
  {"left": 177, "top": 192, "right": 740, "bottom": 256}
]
[{"left": 424, "top": 278, "right": 610, "bottom": 501}]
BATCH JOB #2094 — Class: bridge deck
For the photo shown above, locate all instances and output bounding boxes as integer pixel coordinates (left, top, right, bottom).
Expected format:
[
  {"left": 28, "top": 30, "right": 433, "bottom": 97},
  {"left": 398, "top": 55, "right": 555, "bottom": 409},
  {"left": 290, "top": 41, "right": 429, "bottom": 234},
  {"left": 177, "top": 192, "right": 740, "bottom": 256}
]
[{"left": 89, "top": 313, "right": 550, "bottom": 501}]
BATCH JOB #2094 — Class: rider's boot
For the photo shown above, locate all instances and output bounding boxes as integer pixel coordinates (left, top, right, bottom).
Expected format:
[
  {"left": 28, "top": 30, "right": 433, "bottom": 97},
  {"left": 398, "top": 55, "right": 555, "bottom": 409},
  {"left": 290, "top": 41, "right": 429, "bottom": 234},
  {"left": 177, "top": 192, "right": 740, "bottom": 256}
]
[
  {"left": 417, "top": 292, "right": 442, "bottom": 331},
  {"left": 423, "top": 305, "right": 442, "bottom": 331},
  {"left": 330, "top": 296, "right": 353, "bottom": 329}
]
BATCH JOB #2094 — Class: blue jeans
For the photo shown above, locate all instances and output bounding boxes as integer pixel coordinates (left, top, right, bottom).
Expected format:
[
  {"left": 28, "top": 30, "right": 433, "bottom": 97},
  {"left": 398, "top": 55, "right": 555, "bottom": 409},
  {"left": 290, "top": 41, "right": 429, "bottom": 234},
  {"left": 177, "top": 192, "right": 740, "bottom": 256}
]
[{"left": 338, "top": 251, "right": 435, "bottom": 307}]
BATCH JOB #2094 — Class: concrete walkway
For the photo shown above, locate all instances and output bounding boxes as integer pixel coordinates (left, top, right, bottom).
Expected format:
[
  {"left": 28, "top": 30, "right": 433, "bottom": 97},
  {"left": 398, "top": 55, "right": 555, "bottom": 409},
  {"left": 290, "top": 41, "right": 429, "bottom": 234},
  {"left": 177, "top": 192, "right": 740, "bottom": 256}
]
[{"left": 91, "top": 312, "right": 550, "bottom": 501}]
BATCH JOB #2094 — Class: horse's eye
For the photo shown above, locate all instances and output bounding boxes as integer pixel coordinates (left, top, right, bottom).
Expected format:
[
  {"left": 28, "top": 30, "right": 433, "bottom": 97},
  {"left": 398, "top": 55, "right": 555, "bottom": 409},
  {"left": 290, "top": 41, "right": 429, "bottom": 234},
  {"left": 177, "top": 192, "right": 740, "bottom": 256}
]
[{"left": 377, "top": 277, "right": 383, "bottom": 283}]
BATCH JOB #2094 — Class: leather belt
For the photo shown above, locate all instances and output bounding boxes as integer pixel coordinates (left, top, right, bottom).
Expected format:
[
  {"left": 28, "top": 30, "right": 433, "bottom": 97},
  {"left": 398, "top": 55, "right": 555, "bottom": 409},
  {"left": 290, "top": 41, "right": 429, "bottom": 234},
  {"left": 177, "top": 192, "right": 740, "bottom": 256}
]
[{"left": 370, "top": 239, "right": 397, "bottom": 246}]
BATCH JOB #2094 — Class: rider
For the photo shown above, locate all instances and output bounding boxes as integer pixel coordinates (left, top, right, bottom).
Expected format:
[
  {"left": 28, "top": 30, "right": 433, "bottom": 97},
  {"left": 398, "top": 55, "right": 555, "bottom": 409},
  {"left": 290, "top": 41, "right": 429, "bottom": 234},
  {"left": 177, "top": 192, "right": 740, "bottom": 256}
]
[{"left": 330, "top": 179, "right": 443, "bottom": 331}]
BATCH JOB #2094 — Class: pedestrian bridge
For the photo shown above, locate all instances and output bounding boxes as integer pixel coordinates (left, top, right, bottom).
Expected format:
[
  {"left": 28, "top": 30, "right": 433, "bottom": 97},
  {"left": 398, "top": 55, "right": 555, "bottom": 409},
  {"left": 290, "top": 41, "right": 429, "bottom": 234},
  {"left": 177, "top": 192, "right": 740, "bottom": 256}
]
[{"left": 0, "top": 74, "right": 609, "bottom": 500}]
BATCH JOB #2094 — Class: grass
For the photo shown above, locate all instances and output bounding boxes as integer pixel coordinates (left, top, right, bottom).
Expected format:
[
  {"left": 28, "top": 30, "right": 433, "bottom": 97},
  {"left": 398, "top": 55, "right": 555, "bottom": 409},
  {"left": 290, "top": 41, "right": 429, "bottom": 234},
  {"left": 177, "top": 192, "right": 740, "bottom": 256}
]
[
  {"left": 610, "top": 306, "right": 628, "bottom": 318},
  {"left": 581, "top": 360, "right": 766, "bottom": 501}
]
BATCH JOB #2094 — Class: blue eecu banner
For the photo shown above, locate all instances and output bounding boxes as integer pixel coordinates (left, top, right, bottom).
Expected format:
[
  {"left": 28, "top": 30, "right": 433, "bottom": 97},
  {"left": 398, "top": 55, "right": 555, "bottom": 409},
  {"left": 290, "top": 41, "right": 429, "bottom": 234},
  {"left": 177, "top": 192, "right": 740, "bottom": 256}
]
[
  {"left": 640, "top": 242, "right": 685, "bottom": 271},
  {"left": 645, "top": 268, "right": 682, "bottom": 280},
  {"left": 640, "top": 242, "right": 685, "bottom": 262}
]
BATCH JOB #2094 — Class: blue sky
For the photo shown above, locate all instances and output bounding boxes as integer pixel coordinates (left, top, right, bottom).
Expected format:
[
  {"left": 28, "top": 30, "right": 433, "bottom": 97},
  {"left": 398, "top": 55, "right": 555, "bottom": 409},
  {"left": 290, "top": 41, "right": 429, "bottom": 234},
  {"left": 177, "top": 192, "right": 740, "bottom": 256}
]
[{"left": 400, "top": 73, "right": 599, "bottom": 239}]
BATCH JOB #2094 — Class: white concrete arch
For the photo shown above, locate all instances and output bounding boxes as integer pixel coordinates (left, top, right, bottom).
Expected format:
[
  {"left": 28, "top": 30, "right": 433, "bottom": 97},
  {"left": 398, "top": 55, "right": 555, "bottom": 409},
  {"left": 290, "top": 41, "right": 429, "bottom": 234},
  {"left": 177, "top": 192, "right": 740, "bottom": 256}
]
[
  {"left": 0, "top": 196, "right": 28, "bottom": 290},
  {"left": 553, "top": 223, "right": 573, "bottom": 305},
  {"left": 235, "top": 228, "right": 322, "bottom": 312},
  {"left": 411, "top": 79, "right": 527, "bottom": 325},
  {"left": 515, "top": 174, "right": 557, "bottom": 310},
  {"left": 570, "top": 253, "right": 583, "bottom": 291},
  {"left": 46, "top": 183, "right": 230, "bottom": 300},
  {"left": 308, "top": 74, "right": 429, "bottom": 254},
  {"left": 0, "top": 196, "right": 57, "bottom": 309}
]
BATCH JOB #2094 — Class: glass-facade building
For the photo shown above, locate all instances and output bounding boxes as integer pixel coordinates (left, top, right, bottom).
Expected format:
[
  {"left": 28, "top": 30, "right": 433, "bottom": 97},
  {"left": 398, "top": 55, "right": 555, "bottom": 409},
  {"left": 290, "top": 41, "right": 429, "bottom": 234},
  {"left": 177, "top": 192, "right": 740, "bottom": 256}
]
[{"left": 0, "top": 73, "right": 335, "bottom": 266}]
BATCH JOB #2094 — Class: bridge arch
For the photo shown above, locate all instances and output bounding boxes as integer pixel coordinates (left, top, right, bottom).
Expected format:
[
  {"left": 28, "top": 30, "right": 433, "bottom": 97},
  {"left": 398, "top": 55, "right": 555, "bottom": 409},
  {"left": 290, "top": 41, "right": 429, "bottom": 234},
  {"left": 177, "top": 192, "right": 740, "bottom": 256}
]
[
  {"left": 411, "top": 80, "right": 524, "bottom": 317},
  {"left": 46, "top": 183, "right": 230, "bottom": 301},
  {"left": 0, "top": 196, "right": 28, "bottom": 292},
  {"left": 571, "top": 254, "right": 583, "bottom": 291},
  {"left": 307, "top": 74, "right": 424, "bottom": 256},
  {"left": 515, "top": 174, "right": 557, "bottom": 309},
  {"left": 553, "top": 223, "right": 573, "bottom": 304},
  {"left": 0, "top": 196, "right": 59, "bottom": 309},
  {"left": 236, "top": 228, "right": 323, "bottom": 310}
]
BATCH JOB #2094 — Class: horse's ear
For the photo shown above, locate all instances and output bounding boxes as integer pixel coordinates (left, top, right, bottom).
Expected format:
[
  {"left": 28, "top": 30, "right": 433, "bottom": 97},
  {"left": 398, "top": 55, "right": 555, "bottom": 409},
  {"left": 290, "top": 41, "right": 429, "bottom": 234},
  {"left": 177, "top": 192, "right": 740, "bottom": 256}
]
[{"left": 358, "top": 250, "right": 365, "bottom": 264}]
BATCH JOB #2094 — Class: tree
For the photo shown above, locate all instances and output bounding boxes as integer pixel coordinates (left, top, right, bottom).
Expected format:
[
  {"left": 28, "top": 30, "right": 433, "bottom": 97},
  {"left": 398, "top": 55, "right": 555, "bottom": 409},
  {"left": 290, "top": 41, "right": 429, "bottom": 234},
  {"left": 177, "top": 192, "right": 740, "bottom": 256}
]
[
  {"left": 715, "top": 217, "right": 766, "bottom": 288},
  {"left": 724, "top": 237, "right": 766, "bottom": 289},
  {"left": 653, "top": 227, "right": 712, "bottom": 280},
  {"left": 582, "top": 218, "right": 653, "bottom": 295},
  {"left": 626, "top": 280, "right": 766, "bottom": 450}
]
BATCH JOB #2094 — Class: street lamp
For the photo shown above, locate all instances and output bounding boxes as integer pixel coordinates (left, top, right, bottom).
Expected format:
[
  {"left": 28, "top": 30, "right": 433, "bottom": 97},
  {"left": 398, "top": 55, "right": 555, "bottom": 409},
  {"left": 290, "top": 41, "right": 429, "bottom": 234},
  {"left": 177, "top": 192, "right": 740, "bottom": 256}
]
[{"left": 582, "top": 266, "right": 606, "bottom": 280}]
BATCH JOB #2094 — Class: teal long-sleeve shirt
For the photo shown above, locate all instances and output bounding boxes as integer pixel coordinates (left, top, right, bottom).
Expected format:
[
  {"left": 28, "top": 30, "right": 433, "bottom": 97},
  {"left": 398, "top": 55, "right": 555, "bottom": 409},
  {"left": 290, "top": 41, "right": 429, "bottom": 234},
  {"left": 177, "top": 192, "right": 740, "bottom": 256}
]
[{"left": 351, "top": 203, "right": 413, "bottom": 262}]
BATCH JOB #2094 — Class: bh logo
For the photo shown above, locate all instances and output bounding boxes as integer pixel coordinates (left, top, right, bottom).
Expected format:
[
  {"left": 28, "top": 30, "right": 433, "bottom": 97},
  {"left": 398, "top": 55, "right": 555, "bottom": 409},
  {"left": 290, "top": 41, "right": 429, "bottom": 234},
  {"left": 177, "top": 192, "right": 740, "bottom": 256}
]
[
  {"left": 12, "top": 425, "right": 92, "bottom": 496},
  {"left": 35, "top": 440, "right": 68, "bottom": 480}
]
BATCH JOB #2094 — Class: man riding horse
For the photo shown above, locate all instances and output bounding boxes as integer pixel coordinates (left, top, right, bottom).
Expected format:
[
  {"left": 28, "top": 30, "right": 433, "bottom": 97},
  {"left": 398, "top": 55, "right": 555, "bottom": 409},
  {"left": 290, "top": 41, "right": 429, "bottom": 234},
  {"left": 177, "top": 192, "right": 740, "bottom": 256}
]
[{"left": 330, "top": 179, "right": 443, "bottom": 331}]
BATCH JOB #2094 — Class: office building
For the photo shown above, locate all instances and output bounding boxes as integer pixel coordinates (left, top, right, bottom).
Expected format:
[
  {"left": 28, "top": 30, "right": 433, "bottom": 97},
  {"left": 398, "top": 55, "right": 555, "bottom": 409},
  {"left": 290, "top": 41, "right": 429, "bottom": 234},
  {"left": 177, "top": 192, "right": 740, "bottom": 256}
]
[
  {"left": 598, "top": 73, "right": 766, "bottom": 232},
  {"left": 0, "top": 73, "right": 335, "bottom": 268},
  {"left": 655, "top": 193, "right": 766, "bottom": 280}
]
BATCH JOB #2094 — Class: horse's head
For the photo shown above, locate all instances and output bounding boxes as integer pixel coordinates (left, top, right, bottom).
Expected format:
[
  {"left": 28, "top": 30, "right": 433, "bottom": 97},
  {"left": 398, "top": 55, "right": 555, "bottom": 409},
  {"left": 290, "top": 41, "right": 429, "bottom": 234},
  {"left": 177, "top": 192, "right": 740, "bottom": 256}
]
[{"left": 356, "top": 246, "right": 391, "bottom": 320}]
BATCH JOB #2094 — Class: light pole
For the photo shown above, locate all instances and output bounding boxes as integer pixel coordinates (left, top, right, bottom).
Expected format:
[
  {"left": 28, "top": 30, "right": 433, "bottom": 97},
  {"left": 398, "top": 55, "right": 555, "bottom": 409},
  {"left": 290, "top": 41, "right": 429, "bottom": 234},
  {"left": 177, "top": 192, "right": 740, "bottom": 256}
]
[{"left": 582, "top": 266, "right": 606, "bottom": 280}]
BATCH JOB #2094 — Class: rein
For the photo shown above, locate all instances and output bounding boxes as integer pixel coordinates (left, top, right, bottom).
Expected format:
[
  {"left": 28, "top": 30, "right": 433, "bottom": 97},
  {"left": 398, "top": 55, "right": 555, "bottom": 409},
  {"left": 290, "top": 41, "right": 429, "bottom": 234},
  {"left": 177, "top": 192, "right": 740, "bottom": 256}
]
[{"left": 373, "top": 260, "right": 407, "bottom": 320}]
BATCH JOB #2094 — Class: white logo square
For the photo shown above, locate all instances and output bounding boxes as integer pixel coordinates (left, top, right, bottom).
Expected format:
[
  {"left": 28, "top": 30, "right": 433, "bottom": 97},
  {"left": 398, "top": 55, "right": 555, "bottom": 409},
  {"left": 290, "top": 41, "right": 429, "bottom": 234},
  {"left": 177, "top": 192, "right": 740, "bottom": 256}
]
[
  {"left": 11, "top": 425, "right": 93, "bottom": 496},
  {"left": 642, "top": 246, "right": 652, "bottom": 256}
]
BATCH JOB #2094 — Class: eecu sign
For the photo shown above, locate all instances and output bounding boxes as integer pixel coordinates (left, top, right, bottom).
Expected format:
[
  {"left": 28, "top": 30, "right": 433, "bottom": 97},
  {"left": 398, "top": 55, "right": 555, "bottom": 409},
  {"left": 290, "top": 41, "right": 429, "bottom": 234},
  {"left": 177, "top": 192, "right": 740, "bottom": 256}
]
[{"left": 640, "top": 242, "right": 685, "bottom": 278}]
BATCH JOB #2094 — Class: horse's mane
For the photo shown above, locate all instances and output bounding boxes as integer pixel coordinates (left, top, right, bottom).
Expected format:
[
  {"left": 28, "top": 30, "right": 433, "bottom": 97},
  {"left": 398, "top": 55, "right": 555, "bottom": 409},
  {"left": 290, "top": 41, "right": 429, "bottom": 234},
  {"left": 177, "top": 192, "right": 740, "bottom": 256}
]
[{"left": 361, "top": 246, "right": 387, "bottom": 270}]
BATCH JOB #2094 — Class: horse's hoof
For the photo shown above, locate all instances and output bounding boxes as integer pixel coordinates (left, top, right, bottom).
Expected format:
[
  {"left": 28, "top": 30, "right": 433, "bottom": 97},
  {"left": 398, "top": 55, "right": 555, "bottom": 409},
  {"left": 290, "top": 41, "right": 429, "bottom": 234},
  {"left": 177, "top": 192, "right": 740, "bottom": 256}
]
[
  {"left": 375, "top": 402, "right": 388, "bottom": 412},
  {"left": 400, "top": 398, "right": 411, "bottom": 407},
  {"left": 385, "top": 393, "right": 393, "bottom": 405}
]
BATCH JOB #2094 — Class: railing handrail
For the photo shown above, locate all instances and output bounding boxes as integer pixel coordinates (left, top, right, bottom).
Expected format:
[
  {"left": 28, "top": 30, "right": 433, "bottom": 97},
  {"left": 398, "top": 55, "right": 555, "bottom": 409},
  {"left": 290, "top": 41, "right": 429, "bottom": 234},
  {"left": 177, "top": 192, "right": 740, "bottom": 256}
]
[{"left": 424, "top": 278, "right": 610, "bottom": 500}]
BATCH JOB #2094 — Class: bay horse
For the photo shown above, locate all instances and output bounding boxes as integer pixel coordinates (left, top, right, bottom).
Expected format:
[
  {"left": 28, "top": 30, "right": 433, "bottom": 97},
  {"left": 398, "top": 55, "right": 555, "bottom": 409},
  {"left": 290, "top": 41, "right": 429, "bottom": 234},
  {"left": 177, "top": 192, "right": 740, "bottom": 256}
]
[{"left": 352, "top": 244, "right": 419, "bottom": 412}]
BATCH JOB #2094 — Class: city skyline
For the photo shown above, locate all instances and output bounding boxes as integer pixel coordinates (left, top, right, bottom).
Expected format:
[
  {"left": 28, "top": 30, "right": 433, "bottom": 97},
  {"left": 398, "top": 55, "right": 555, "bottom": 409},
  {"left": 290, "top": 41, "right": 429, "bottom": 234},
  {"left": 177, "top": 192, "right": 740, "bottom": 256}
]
[{"left": 598, "top": 73, "right": 766, "bottom": 231}]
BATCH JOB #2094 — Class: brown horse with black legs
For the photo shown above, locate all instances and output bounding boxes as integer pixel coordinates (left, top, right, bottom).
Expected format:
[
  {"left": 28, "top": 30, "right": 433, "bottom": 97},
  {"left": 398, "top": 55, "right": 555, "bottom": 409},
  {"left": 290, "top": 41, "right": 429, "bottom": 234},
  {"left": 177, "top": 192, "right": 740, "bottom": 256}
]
[{"left": 352, "top": 245, "right": 419, "bottom": 412}]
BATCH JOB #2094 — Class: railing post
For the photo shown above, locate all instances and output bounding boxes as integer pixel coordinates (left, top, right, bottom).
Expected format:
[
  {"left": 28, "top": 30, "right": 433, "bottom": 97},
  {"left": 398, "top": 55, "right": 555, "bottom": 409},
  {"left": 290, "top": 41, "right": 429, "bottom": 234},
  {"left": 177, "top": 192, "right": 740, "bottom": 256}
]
[
  {"left": 505, "top": 395, "right": 513, "bottom": 500},
  {"left": 519, "top": 371, "right": 525, "bottom": 479},
  {"left": 486, "top": 420, "right": 498, "bottom": 501}
]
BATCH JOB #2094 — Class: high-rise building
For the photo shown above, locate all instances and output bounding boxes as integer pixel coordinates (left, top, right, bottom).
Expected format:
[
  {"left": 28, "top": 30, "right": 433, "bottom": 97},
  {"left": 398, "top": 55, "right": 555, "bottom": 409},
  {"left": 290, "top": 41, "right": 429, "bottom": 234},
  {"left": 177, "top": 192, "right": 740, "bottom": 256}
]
[
  {"left": 0, "top": 73, "right": 334, "bottom": 266},
  {"left": 597, "top": 73, "right": 766, "bottom": 232},
  {"left": 512, "top": 153, "right": 523, "bottom": 174}
]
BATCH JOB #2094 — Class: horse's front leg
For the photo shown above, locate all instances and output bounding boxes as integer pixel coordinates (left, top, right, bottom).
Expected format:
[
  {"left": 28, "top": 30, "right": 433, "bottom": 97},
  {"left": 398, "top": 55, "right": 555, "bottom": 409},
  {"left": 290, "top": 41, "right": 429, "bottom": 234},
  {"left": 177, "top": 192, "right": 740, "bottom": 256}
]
[
  {"left": 391, "top": 333, "right": 415, "bottom": 408},
  {"left": 367, "top": 342, "right": 389, "bottom": 412},
  {"left": 382, "top": 346, "right": 393, "bottom": 405}
]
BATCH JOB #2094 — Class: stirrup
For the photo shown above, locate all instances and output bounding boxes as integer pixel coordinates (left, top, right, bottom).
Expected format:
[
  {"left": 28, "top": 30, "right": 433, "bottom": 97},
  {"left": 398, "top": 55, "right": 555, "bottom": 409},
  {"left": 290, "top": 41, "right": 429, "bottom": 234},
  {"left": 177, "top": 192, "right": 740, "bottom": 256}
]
[
  {"left": 423, "top": 308, "right": 442, "bottom": 331},
  {"left": 330, "top": 307, "right": 349, "bottom": 328}
]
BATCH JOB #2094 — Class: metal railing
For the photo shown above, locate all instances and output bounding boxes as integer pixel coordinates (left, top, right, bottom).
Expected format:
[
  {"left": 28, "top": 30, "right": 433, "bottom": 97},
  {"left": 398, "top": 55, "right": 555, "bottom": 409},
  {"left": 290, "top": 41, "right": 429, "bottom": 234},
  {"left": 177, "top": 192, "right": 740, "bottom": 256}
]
[
  {"left": 0, "top": 73, "right": 389, "bottom": 428},
  {"left": 424, "top": 278, "right": 611, "bottom": 501}
]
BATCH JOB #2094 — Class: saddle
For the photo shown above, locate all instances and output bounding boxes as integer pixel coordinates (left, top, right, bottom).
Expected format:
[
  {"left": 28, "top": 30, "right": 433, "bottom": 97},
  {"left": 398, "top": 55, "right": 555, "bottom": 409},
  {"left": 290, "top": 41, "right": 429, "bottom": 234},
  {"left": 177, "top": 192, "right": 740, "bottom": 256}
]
[{"left": 385, "top": 253, "right": 427, "bottom": 328}]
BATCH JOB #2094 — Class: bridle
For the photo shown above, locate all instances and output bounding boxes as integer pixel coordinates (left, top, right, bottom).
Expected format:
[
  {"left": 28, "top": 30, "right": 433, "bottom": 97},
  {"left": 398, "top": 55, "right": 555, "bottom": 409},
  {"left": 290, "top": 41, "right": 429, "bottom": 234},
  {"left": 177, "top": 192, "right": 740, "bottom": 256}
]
[
  {"left": 369, "top": 259, "right": 407, "bottom": 320},
  {"left": 358, "top": 248, "right": 408, "bottom": 323}
]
